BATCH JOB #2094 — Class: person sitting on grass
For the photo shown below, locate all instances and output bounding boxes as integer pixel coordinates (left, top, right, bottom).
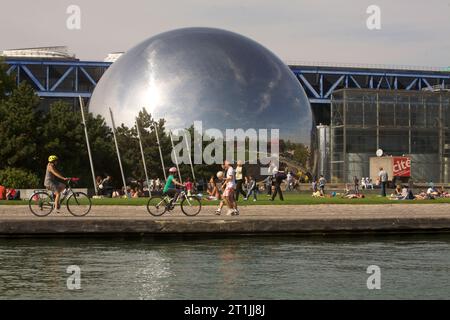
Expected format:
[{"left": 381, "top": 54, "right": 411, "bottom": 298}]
[
  {"left": 131, "top": 188, "right": 140, "bottom": 198},
  {"left": 439, "top": 186, "right": 450, "bottom": 198},
  {"left": 207, "top": 176, "right": 219, "bottom": 200},
  {"left": 427, "top": 185, "right": 440, "bottom": 198},
  {"left": 389, "top": 185, "right": 414, "bottom": 200},
  {"left": 389, "top": 185, "right": 403, "bottom": 200},
  {"left": 342, "top": 184, "right": 352, "bottom": 197},
  {"left": 6, "top": 188, "right": 20, "bottom": 201},
  {"left": 112, "top": 189, "right": 121, "bottom": 198},
  {"left": 312, "top": 190, "right": 323, "bottom": 197},
  {"left": 366, "top": 177, "right": 374, "bottom": 190},
  {"left": 0, "top": 184, "right": 6, "bottom": 200}
]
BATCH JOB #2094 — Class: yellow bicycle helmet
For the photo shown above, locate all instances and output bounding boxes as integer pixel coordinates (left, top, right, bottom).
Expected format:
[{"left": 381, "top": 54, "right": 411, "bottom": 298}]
[{"left": 48, "top": 155, "right": 58, "bottom": 163}]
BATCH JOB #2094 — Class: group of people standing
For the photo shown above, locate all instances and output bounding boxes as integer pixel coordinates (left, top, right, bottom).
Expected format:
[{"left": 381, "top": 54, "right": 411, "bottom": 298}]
[{"left": 207, "top": 160, "right": 259, "bottom": 204}]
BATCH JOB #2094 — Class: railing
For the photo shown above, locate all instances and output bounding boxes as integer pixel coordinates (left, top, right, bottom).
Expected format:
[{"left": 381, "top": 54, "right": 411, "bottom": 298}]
[
  {"left": 285, "top": 60, "right": 450, "bottom": 72},
  {"left": 422, "top": 84, "right": 450, "bottom": 91}
]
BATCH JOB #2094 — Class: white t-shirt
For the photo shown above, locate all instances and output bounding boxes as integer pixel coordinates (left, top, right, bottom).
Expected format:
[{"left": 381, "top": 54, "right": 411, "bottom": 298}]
[{"left": 226, "top": 167, "right": 236, "bottom": 189}]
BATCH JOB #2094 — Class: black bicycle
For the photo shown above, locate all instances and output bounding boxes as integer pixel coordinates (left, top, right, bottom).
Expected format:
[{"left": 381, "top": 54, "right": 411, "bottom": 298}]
[
  {"left": 29, "top": 178, "right": 92, "bottom": 217},
  {"left": 146, "top": 189, "right": 202, "bottom": 217}
]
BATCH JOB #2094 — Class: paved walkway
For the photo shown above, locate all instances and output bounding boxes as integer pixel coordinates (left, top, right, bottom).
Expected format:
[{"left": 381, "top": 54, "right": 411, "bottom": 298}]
[{"left": 0, "top": 204, "right": 449, "bottom": 220}]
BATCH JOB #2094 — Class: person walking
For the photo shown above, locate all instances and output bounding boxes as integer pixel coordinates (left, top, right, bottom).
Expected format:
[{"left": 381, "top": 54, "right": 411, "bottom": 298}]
[
  {"left": 353, "top": 176, "right": 360, "bottom": 194},
  {"left": 312, "top": 176, "right": 318, "bottom": 193},
  {"left": 235, "top": 160, "right": 247, "bottom": 201},
  {"left": 214, "top": 171, "right": 226, "bottom": 215},
  {"left": 246, "top": 176, "right": 258, "bottom": 201},
  {"left": 286, "top": 171, "right": 293, "bottom": 191},
  {"left": 378, "top": 167, "right": 388, "bottom": 197},
  {"left": 270, "top": 169, "right": 286, "bottom": 201},
  {"left": 222, "top": 160, "right": 239, "bottom": 216},
  {"left": 318, "top": 175, "right": 326, "bottom": 196},
  {"left": 265, "top": 175, "right": 273, "bottom": 196}
]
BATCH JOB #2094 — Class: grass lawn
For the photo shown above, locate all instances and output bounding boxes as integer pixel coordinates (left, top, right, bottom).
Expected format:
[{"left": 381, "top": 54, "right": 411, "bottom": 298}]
[{"left": 1, "top": 192, "right": 450, "bottom": 206}]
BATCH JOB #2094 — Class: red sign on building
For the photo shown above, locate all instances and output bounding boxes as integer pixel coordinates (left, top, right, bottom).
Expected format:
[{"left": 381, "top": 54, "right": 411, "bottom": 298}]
[{"left": 393, "top": 157, "right": 411, "bottom": 177}]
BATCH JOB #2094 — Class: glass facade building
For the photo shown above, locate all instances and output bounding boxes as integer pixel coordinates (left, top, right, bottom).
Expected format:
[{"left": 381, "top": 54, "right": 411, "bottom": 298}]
[{"left": 330, "top": 89, "right": 450, "bottom": 183}]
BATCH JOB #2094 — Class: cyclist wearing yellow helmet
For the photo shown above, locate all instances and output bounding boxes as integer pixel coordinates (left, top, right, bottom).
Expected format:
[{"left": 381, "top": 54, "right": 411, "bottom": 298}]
[{"left": 44, "top": 155, "right": 69, "bottom": 210}]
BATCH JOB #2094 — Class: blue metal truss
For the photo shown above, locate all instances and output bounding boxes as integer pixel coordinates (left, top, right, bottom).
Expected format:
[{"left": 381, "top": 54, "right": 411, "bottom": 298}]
[
  {"left": 291, "top": 66, "right": 450, "bottom": 104},
  {"left": 5, "top": 60, "right": 111, "bottom": 98},
  {"left": 5, "top": 60, "right": 450, "bottom": 103}
]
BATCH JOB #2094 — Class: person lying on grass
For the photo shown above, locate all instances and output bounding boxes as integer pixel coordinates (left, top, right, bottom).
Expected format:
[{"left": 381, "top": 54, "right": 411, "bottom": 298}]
[{"left": 343, "top": 193, "right": 365, "bottom": 199}]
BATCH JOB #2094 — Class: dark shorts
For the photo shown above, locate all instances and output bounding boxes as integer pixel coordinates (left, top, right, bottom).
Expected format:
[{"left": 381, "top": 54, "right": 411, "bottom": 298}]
[
  {"left": 45, "top": 181, "right": 65, "bottom": 192},
  {"left": 163, "top": 188, "right": 179, "bottom": 198}
]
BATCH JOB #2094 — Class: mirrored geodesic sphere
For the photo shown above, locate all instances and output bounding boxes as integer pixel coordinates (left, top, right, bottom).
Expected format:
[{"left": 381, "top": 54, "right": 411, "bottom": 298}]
[{"left": 89, "top": 27, "right": 314, "bottom": 145}]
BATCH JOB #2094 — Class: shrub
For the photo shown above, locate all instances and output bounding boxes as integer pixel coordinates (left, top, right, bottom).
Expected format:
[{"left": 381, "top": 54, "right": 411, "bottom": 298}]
[{"left": 0, "top": 167, "right": 40, "bottom": 189}]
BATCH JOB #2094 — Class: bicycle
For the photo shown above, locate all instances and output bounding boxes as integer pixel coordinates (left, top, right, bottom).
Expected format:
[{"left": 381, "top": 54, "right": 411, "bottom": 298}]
[
  {"left": 29, "top": 178, "right": 92, "bottom": 217},
  {"left": 146, "top": 189, "right": 202, "bottom": 217}
]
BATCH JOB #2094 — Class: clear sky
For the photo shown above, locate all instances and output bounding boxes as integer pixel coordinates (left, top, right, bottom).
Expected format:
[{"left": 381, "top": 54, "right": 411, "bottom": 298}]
[{"left": 1, "top": 0, "right": 449, "bottom": 67}]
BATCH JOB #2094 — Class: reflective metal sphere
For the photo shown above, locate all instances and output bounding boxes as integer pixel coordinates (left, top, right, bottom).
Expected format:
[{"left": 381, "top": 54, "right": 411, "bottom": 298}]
[{"left": 89, "top": 27, "right": 313, "bottom": 144}]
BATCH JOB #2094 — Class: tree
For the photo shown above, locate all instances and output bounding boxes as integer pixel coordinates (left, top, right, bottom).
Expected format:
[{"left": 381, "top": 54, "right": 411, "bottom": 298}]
[
  {"left": 0, "top": 82, "right": 41, "bottom": 171},
  {"left": 0, "top": 58, "right": 15, "bottom": 101},
  {"left": 0, "top": 167, "right": 40, "bottom": 189},
  {"left": 131, "top": 109, "right": 172, "bottom": 181},
  {"left": 292, "top": 143, "right": 310, "bottom": 168},
  {"left": 84, "top": 112, "right": 116, "bottom": 182},
  {"left": 41, "top": 101, "right": 118, "bottom": 188}
]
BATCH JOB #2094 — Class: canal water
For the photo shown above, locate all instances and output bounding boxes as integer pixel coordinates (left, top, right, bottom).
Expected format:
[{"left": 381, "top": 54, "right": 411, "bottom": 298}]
[{"left": 0, "top": 234, "right": 449, "bottom": 299}]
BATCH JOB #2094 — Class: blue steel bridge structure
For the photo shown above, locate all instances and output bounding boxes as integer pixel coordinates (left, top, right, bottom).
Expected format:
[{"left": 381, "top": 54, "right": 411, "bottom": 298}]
[{"left": 4, "top": 59, "right": 450, "bottom": 124}]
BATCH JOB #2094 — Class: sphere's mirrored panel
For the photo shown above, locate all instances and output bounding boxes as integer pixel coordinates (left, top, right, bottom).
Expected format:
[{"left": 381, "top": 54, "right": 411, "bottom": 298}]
[{"left": 89, "top": 27, "right": 314, "bottom": 145}]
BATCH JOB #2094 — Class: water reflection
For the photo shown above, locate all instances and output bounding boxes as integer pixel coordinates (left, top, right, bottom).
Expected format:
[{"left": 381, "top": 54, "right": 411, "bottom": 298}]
[
  {"left": 0, "top": 235, "right": 449, "bottom": 299},
  {"left": 134, "top": 251, "right": 173, "bottom": 300},
  {"left": 217, "top": 244, "right": 243, "bottom": 299}
]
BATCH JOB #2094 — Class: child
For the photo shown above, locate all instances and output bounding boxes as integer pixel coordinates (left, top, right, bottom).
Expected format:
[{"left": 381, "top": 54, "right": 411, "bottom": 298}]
[
  {"left": 185, "top": 177, "right": 194, "bottom": 197},
  {"left": 215, "top": 171, "right": 226, "bottom": 215},
  {"left": 312, "top": 179, "right": 318, "bottom": 193},
  {"left": 246, "top": 176, "right": 258, "bottom": 201}
]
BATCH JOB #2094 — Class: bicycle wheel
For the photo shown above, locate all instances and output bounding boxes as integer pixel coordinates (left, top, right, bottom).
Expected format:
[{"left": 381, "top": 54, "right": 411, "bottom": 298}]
[
  {"left": 181, "top": 196, "right": 202, "bottom": 216},
  {"left": 67, "top": 192, "right": 92, "bottom": 217},
  {"left": 29, "top": 192, "right": 53, "bottom": 217},
  {"left": 146, "top": 196, "right": 168, "bottom": 216}
]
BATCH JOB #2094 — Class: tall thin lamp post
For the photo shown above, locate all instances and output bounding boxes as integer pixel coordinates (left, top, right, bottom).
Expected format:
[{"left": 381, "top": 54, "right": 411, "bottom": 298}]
[
  {"left": 78, "top": 96, "right": 98, "bottom": 195},
  {"left": 169, "top": 131, "right": 183, "bottom": 184},
  {"left": 136, "top": 118, "right": 151, "bottom": 197},
  {"left": 184, "top": 130, "right": 196, "bottom": 182},
  {"left": 109, "top": 108, "right": 129, "bottom": 198},
  {"left": 153, "top": 121, "right": 167, "bottom": 181}
]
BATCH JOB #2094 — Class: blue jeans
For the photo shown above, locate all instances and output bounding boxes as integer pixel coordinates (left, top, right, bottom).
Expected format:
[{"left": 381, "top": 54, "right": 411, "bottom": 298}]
[
  {"left": 247, "top": 189, "right": 257, "bottom": 200},
  {"left": 381, "top": 182, "right": 387, "bottom": 197}
]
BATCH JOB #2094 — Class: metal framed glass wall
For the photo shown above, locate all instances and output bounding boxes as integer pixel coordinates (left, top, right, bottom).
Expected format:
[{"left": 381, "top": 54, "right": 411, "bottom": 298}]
[{"left": 330, "top": 89, "right": 450, "bottom": 183}]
